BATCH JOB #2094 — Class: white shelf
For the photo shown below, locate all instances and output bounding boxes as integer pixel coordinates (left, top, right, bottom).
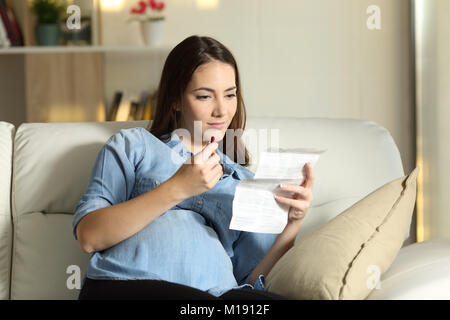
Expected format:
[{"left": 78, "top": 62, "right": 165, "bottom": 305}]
[{"left": 0, "top": 45, "right": 171, "bottom": 55}]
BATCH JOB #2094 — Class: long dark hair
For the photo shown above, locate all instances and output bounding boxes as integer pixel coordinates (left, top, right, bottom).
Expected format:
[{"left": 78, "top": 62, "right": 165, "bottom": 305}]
[{"left": 148, "top": 35, "right": 250, "bottom": 166}]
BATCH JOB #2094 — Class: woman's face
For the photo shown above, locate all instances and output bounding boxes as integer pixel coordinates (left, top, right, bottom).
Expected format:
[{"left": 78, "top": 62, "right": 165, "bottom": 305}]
[{"left": 177, "top": 60, "right": 238, "bottom": 148}]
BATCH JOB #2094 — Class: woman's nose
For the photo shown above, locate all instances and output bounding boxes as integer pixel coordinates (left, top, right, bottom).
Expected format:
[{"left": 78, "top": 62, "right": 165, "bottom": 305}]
[{"left": 212, "top": 98, "right": 226, "bottom": 116}]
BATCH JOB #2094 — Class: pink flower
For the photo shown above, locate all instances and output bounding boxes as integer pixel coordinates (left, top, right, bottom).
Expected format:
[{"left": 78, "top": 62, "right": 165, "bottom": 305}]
[
  {"left": 138, "top": 1, "right": 147, "bottom": 12},
  {"left": 130, "top": 0, "right": 148, "bottom": 15},
  {"left": 130, "top": 0, "right": 165, "bottom": 19},
  {"left": 156, "top": 2, "right": 165, "bottom": 10},
  {"left": 149, "top": 0, "right": 165, "bottom": 11}
]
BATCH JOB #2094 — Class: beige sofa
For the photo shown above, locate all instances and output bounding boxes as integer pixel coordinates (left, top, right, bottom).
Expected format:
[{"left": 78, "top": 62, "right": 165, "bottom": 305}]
[{"left": 0, "top": 118, "right": 449, "bottom": 300}]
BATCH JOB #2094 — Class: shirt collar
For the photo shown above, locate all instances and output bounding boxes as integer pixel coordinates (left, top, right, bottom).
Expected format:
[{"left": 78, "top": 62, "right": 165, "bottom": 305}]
[{"left": 162, "top": 131, "right": 244, "bottom": 180}]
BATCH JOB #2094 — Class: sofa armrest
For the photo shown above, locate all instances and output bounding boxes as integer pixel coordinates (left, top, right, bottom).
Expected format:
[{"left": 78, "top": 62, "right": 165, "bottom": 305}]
[
  {"left": 366, "top": 238, "right": 450, "bottom": 300},
  {"left": 0, "top": 121, "right": 14, "bottom": 300}
]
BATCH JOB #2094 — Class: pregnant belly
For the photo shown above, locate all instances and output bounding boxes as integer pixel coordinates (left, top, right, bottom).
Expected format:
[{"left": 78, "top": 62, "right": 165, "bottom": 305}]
[{"left": 89, "top": 209, "right": 237, "bottom": 291}]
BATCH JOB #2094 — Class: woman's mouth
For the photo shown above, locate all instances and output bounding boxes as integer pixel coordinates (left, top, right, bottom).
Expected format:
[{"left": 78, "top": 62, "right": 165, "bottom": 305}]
[{"left": 207, "top": 122, "right": 226, "bottom": 129}]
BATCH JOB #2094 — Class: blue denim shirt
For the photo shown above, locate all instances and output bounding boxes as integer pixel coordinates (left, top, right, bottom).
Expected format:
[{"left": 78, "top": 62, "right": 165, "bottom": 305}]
[{"left": 72, "top": 127, "right": 278, "bottom": 297}]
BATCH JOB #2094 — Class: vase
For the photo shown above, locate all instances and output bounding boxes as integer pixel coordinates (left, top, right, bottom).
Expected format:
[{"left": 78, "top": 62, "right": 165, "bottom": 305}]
[
  {"left": 140, "top": 20, "right": 164, "bottom": 47},
  {"left": 35, "top": 24, "right": 60, "bottom": 46}
]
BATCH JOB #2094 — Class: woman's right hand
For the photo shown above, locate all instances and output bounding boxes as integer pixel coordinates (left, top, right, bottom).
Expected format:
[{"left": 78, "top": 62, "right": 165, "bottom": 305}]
[{"left": 169, "top": 142, "right": 223, "bottom": 199}]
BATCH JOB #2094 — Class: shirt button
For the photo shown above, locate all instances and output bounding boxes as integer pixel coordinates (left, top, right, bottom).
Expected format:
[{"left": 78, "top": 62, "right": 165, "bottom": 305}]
[
  {"left": 197, "top": 199, "right": 203, "bottom": 205},
  {"left": 155, "top": 180, "right": 160, "bottom": 185}
]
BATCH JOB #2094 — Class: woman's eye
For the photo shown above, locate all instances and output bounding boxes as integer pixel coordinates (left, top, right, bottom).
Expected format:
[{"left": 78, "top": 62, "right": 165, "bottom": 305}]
[{"left": 196, "top": 94, "right": 236, "bottom": 100}]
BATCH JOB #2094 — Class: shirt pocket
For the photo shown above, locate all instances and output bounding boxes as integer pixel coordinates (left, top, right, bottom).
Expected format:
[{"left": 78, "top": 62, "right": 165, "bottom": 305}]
[{"left": 131, "top": 176, "right": 165, "bottom": 199}]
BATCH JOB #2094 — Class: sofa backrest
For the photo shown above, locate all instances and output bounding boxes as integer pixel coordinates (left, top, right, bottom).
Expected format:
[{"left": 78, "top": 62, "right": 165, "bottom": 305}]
[
  {"left": 0, "top": 122, "right": 14, "bottom": 300},
  {"left": 9, "top": 118, "right": 405, "bottom": 299},
  {"left": 244, "top": 117, "right": 406, "bottom": 243}
]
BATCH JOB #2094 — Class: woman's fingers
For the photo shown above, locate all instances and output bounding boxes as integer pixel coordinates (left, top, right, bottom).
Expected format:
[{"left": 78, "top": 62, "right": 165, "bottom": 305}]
[
  {"left": 206, "top": 152, "right": 220, "bottom": 164},
  {"left": 273, "top": 163, "right": 315, "bottom": 223},
  {"left": 307, "top": 163, "right": 314, "bottom": 188},
  {"left": 194, "top": 142, "right": 219, "bottom": 164},
  {"left": 274, "top": 195, "right": 309, "bottom": 220},
  {"left": 274, "top": 194, "right": 308, "bottom": 210},
  {"left": 302, "top": 162, "right": 314, "bottom": 188},
  {"left": 279, "top": 184, "right": 313, "bottom": 201}
]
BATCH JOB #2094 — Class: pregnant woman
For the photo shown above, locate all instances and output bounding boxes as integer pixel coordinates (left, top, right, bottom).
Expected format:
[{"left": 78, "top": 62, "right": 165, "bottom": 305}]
[{"left": 73, "top": 35, "right": 314, "bottom": 300}]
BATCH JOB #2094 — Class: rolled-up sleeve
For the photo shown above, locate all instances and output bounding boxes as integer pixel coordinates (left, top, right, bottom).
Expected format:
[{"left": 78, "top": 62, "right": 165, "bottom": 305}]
[
  {"left": 231, "top": 231, "right": 278, "bottom": 287},
  {"left": 72, "top": 129, "right": 145, "bottom": 240}
]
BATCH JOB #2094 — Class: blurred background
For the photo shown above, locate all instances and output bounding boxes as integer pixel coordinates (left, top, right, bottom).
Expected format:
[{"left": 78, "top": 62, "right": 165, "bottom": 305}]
[{"left": 0, "top": 0, "right": 448, "bottom": 245}]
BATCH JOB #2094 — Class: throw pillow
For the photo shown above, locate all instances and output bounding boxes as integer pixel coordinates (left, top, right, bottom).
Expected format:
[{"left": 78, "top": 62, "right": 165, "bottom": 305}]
[{"left": 265, "top": 167, "right": 419, "bottom": 300}]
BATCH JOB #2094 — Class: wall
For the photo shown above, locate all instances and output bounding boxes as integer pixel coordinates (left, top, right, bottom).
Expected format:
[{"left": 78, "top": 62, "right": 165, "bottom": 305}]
[
  {"left": 105, "top": 0, "right": 414, "bottom": 171},
  {"left": 414, "top": 0, "right": 450, "bottom": 241}
]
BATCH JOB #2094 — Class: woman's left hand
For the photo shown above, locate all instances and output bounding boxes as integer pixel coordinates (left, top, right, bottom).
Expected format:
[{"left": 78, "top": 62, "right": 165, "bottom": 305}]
[{"left": 274, "top": 162, "right": 314, "bottom": 227}]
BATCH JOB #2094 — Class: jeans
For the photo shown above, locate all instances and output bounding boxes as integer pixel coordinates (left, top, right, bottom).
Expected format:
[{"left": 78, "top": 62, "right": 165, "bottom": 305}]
[{"left": 78, "top": 277, "right": 288, "bottom": 300}]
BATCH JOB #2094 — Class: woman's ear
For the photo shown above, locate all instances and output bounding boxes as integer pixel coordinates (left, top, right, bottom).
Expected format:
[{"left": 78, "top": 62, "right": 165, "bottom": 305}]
[
  {"left": 172, "top": 99, "right": 183, "bottom": 112},
  {"left": 171, "top": 103, "right": 181, "bottom": 112}
]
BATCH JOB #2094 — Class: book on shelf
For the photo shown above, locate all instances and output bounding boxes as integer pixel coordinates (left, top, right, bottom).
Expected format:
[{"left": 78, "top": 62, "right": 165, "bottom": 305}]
[
  {"left": 127, "top": 101, "right": 139, "bottom": 121},
  {"left": 144, "top": 91, "right": 156, "bottom": 121},
  {"left": 107, "top": 91, "right": 123, "bottom": 121},
  {"left": 108, "top": 90, "right": 156, "bottom": 122},
  {"left": 0, "top": 0, "right": 23, "bottom": 46},
  {"left": 135, "top": 91, "right": 149, "bottom": 121},
  {"left": 114, "top": 92, "right": 132, "bottom": 122}
]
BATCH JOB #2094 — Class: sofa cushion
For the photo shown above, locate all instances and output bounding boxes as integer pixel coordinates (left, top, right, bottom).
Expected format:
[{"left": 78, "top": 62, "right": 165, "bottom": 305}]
[
  {"left": 265, "top": 167, "right": 419, "bottom": 300},
  {"left": 0, "top": 121, "right": 14, "bottom": 300},
  {"left": 366, "top": 238, "right": 450, "bottom": 300}
]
